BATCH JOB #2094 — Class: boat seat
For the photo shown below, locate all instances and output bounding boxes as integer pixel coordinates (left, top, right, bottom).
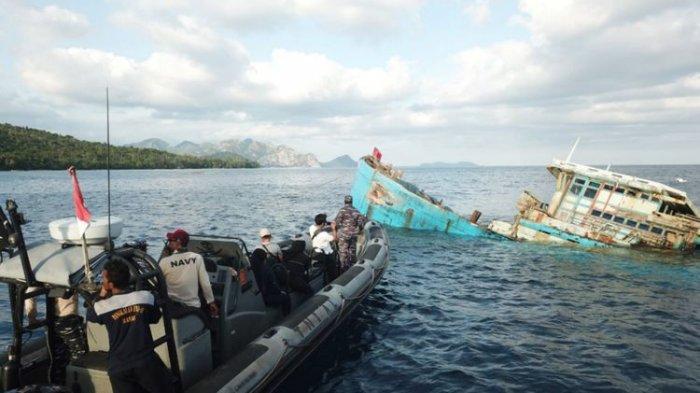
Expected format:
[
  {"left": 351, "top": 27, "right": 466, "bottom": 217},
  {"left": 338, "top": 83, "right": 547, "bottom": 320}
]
[{"left": 70, "top": 313, "right": 212, "bottom": 392}]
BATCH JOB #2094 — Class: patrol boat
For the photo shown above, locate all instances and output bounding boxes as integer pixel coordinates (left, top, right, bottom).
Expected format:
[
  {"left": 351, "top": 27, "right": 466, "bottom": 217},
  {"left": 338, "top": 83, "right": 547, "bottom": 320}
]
[
  {"left": 351, "top": 154, "right": 487, "bottom": 237},
  {"left": 489, "top": 159, "right": 700, "bottom": 253},
  {"left": 0, "top": 199, "right": 390, "bottom": 392}
]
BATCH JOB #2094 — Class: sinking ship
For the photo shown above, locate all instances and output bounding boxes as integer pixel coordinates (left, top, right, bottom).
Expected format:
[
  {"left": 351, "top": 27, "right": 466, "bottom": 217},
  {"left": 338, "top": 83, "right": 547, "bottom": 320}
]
[
  {"left": 489, "top": 159, "right": 700, "bottom": 253},
  {"left": 350, "top": 154, "right": 487, "bottom": 237}
]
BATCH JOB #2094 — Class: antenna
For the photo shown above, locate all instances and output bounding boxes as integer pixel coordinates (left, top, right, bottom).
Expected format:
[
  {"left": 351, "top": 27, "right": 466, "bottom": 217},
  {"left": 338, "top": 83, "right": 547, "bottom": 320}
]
[
  {"left": 106, "top": 87, "right": 112, "bottom": 251},
  {"left": 565, "top": 137, "right": 580, "bottom": 163}
]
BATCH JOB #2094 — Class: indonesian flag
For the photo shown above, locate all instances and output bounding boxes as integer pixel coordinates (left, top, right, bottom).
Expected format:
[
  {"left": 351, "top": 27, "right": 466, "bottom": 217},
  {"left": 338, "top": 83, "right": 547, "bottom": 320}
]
[
  {"left": 68, "top": 166, "right": 91, "bottom": 235},
  {"left": 372, "top": 147, "right": 382, "bottom": 162}
]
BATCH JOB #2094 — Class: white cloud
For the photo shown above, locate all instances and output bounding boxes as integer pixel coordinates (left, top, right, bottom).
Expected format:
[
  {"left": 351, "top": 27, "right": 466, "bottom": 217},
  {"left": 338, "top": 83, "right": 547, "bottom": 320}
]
[
  {"left": 464, "top": 0, "right": 491, "bottom": 25},
  {"left": 434, "top": 1, "right": 700, "bottom": 128},
  {"left": 3, "top": 0, "right": 700, "bottom": 165},
  {"left": 0, "top": 2, "right": 89, "bottom": 45},
  {"left": 244, "top": 51, "right": 412, "bottom": 104},
  {"left": 116, "top": 0, "right": 425, "bottom": 34}
]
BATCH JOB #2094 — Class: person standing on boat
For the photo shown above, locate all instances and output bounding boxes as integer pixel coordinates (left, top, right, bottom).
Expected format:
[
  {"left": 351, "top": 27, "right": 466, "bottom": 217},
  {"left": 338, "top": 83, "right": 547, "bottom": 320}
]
[
  {"left": 334, "top": 195, "right": 368, "bottom": 272},
  {"left": 159, "top": 229, "right": 219, "bottom": 318},
  {"left": 25, "top": 289, "right": 87, "bottom": 384},
  {"left": 309, "top": 213, "right": 339, "bottom": 282},
  {"left": 87, "top": 258, "right": 174, "bottom": 393}
]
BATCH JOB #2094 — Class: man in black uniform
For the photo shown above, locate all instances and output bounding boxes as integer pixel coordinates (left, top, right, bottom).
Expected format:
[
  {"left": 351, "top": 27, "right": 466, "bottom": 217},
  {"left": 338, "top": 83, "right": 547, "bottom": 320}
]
[{"left": 87, "top": 258, "right": 174, "bottom": 393}]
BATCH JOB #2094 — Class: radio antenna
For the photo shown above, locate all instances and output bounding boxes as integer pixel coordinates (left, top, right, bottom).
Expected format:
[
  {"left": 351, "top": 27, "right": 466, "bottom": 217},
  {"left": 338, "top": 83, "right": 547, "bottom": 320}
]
[{"left": 106, "top": 87, "right": 112, "bottom": 251}]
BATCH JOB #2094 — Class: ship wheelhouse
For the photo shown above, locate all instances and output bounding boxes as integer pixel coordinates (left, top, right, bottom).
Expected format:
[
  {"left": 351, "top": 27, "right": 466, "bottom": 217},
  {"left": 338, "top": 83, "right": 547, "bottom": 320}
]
[{"left": 544, "top": 160, "right": 700, "bottom": 251}]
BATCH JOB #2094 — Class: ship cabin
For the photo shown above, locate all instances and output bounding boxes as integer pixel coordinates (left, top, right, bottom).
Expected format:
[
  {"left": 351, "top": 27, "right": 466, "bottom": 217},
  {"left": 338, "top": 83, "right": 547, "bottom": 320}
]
[{"left": 541, "top": 159, "right": 700, "bottom": 251}]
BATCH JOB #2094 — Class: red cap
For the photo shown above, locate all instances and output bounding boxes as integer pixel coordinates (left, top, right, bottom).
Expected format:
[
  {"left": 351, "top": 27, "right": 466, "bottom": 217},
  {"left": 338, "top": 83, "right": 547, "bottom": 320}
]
[{"left": 166, "top": 229, "right": 189, "bottom": 245}]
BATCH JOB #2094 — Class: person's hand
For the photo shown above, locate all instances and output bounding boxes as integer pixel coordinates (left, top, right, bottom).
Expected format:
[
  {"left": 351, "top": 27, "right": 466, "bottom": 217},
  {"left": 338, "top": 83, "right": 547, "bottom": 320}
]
[{"left": 208, "top": 302, "right": 220, "bottom": 318}]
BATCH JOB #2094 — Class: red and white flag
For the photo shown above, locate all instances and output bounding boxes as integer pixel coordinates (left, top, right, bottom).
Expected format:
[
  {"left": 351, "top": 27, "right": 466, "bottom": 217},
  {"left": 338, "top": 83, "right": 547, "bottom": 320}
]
[
  {"left": 68, "top": 166, "right": 91, "bottom": 234},
  {"left": 372, "top": 147, "right": 382, "bottom": 162}
]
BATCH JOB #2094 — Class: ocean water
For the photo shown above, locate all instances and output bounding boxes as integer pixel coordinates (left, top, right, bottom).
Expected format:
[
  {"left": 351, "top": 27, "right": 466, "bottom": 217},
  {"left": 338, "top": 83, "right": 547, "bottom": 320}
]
[{"left": 1, "top": 166, "right": 699, "bottom": 392}]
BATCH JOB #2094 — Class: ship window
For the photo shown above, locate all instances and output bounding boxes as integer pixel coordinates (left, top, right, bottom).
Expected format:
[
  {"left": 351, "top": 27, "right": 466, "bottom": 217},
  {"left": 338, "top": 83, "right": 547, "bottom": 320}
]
[
  {"left": 615, "top": 187, "right": 625, "bottom": 193},
  {"left": 640, "top": 194, "right": 649, "bottom": 200},
  {"left": 602, "top": 212, "right": 613, "bottom": 220},
  {"left": 627, "top": 190, "right": 636, "bottom": 197},
  {"left": 591, "top": 210, "right": 602, "bottom": 217},
  {"left": 570, "top": 184, "right": 583, "bottom": 195},
  {"left": 603, "top": 184, "right": 613, "bottom": 190},
  {"left": 583, "top": 188, "right": 598, "bottom": 198},
  {"left": 626, "top": 219, "right": 638, "bottom": 227},
  {"left": 650, "top": 227, "right": 663, "bottom": 235},
  {"left": 589, "top": 182, "right": 600, "bottom": 188},
  {"left": 613, "top": 216, "right": 625, "bottom": 224},
  {"left": 638, "top": 223, "right": 650, "bottom": 231},
  {"left": 575, "top": 178, "right": 586, "bottom": 185}
]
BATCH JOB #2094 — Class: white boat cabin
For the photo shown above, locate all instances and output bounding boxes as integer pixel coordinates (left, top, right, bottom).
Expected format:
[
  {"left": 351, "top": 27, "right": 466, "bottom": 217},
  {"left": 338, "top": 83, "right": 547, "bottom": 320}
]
[{"left": 540, "top": 160, "right": 699, "bottom": 250}]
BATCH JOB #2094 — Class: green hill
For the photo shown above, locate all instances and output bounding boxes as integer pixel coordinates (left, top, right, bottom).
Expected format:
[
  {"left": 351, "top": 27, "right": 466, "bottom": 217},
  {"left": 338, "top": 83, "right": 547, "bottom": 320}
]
[{"left": 0, "top": 123, "right": 259, "bottom": 170}]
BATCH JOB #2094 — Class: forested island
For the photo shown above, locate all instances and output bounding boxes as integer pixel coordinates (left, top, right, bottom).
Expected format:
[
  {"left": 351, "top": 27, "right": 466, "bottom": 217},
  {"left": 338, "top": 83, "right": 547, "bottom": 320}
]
[{"left": 0, "top": 123, "right": 259, "bottom": 170}]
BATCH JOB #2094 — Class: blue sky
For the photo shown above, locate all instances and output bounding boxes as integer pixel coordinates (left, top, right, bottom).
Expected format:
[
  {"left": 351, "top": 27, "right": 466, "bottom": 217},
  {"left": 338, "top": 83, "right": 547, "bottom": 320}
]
[{"left": 1, "top": 0, "right": 699, "bottom": 165}]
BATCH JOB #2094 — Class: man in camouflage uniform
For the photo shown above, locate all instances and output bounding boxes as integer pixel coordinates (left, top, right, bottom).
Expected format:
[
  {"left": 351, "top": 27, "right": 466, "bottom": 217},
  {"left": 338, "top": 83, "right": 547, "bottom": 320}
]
[
  {"left": 26, "top": 289, "right": 87, "bottom": 384},
  {"left": 334, "top": 195, "right": 368, "bottom": 272}
]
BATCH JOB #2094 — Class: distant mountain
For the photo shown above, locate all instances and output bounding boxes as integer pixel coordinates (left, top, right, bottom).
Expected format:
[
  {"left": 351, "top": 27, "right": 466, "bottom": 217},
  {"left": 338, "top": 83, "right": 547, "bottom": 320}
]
[
  {"left": 418, "top": 161, "right": 478, "bottom": 168},
  {"left": 321, "top": 155, "right": 357, "bottom": 168},
  {"left": 128, "top": 138, "right": 170, "bottom": 151},
  {"left": 0, "top": 123, "right": 258, "bottom": 170},
  {"left": 128, "top": 137, "right": 320, "bottom": 167}
]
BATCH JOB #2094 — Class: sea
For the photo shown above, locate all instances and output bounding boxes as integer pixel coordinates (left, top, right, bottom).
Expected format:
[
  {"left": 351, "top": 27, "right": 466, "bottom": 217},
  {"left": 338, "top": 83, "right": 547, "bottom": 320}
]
[{"left": 1, "top": 165, "right": 699, "bottom": 392}]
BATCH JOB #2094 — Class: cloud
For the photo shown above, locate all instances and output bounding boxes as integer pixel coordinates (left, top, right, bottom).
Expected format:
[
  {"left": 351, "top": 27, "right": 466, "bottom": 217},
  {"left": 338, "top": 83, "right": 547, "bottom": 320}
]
[
  {"left": 0, "top": 2, "right": 89, "bottom": 45},
  {"left": 464, "top": 0, "right": 491, "bottom": 25},
  {"left": 243, "top": 50, "right": 412, "bottom": 105},
  {"left": 433, "top": 1, "right": 700, "bottom": 128},
  {"left": 115, "top": 0, "right": 425, "bottom": 35},
  {"left": 3, "top": 0, "right": 700, "bottom": 165}
]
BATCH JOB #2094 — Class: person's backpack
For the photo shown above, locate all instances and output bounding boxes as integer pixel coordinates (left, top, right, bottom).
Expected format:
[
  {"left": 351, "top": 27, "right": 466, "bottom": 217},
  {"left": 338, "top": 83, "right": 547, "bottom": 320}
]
[{"left": 263, "top": 245, "right": 289, "bottom": 289}]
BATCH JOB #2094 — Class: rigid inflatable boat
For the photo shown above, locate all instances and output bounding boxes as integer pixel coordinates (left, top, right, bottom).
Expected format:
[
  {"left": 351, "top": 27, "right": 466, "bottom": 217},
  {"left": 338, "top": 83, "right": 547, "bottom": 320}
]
[{"left": 0, "top": 200, "right": 390, "bottom": 392}]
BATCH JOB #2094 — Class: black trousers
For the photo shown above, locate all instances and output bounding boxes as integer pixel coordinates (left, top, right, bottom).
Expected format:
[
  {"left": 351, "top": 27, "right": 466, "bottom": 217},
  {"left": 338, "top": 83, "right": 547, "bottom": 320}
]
[
  {"left": 313, "top": 251, "right": 339, "bottom": 283},
  {"left": 108, "top": 355, "right": 174, "bottom": 393}
]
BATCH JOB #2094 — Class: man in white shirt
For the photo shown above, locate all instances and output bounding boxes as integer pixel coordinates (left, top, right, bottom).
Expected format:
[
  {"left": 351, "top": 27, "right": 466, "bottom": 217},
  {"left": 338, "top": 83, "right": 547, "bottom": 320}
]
[
  {"left": 309, "top": 214, "right": 338, "bottom": 283},
  {"left": 159, "top": 229, "right": 219, "bottom": 317}
]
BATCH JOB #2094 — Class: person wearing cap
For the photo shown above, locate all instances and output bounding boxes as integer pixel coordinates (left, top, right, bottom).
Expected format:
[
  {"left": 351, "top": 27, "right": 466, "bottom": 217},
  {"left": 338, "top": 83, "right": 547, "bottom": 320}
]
[
  {"left": 334, "top": 195, "right": 368, "bottom": 272},
  {"left": 158, "top": 229, "right": 219, "bottom": 318},
  {"left": 256, "top": 228, "right": 283, "bottom": 262},
  {"left": 309, "top": 213, "right": 338, "bottom": 283}
]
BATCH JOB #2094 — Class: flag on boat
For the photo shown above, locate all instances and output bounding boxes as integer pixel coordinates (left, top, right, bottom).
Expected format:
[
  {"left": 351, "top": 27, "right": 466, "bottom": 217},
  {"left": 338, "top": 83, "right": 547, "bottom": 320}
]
[
  {"left": 372, "top": 147, "right": 382, "bottom": 161},
  {"left": 68, "top": 166, "right": 91, "bottom": 235}
]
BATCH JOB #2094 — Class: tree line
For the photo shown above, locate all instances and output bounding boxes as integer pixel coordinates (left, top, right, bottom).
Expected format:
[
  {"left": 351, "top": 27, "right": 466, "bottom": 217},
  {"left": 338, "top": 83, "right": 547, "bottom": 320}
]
[{"left": 0, "top": 123, "right": 259, "bottom": 170}]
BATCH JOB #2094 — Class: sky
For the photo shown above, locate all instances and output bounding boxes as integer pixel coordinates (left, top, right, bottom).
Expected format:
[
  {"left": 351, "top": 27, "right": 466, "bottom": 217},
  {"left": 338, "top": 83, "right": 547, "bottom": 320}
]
[{"left": 0, "top": 0, "right": 699, "bottom": 166}]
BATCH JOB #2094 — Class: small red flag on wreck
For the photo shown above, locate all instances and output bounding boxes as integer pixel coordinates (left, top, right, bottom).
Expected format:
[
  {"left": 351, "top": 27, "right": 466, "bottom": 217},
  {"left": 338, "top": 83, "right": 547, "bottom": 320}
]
[
  {"left": 372, "top": 147, "right": 382, "bottom": 161},
  {"left": 68, "top": 166, "right": 91, "bottom": 233}
]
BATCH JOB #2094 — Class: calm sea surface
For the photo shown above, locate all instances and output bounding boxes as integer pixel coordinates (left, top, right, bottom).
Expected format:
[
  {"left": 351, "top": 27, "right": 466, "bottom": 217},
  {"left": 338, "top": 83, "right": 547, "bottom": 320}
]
[{"left": 1, "top": 166, "right": 699, "bottom": 392}]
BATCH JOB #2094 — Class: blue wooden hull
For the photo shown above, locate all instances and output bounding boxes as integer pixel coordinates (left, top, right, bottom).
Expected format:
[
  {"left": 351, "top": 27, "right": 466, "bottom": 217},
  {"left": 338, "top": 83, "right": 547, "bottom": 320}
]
[{"left": 350, "top": 158, "right": 488, "bottom": 237}]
